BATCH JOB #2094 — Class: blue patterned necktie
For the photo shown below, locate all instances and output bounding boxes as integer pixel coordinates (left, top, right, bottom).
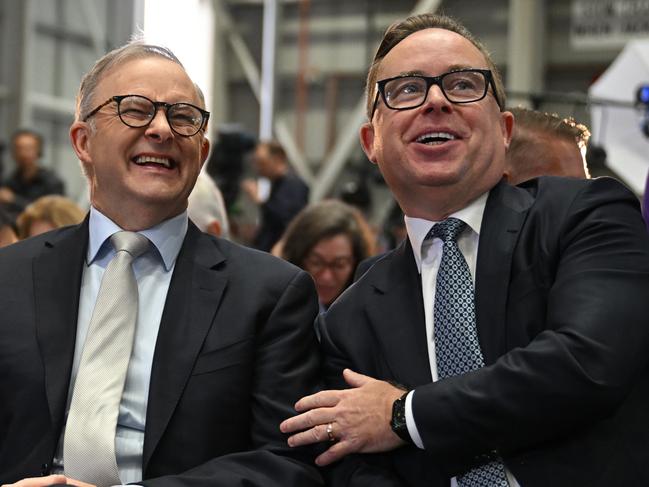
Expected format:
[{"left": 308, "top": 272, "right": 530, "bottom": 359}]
[{"left": 429, "top": 218, "right": 509, "bottom": 487}]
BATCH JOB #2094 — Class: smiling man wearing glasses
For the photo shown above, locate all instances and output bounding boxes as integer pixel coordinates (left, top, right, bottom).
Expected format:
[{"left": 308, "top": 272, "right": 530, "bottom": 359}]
[
  {"left": 280, "top": 13, "right": 649, "bottom": 487},
  {"left": 0, "top": 42, "right": 322, "bottom": 487}
]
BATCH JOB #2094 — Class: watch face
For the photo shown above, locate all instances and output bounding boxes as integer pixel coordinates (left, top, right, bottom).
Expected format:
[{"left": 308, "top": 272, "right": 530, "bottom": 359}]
[{"left": 391, "top": 393, "right": 411, "bottom": 442}]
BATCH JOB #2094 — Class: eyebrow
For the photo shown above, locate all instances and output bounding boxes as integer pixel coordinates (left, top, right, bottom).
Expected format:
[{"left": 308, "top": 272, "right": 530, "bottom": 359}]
[{"left": 394, "top": 65, "right": 485, "bottom": 78}]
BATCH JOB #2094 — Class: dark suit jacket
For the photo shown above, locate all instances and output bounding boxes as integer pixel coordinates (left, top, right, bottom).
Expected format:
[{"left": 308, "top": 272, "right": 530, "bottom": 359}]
[
  {"left": 320, "top": 177, "right": 649, "bottom": 487},
  {"left": 254, "top": 173, "right": 309, "bottom": 252},
  {"left": 0, "top": 220, "right": 323, "bottom": 486}
]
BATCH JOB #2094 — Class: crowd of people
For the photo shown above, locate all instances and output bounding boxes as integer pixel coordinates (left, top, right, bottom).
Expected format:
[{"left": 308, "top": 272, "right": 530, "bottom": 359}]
[{"left": 1, "top": 11, "right": 648, "bottom": 487}]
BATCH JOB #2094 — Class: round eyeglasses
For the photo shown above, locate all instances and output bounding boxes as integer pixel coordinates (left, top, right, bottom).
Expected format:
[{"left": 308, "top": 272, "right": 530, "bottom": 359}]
[
  {"left": 82, "top": 94, "right": 210, "bottom": 137},
  {"left": 370, "top": 69, "right": 501, "bottom": 119}
]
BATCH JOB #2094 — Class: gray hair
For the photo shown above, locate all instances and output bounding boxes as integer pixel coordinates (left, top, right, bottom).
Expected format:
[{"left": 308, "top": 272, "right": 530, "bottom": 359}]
[{"left": 76, "top": 41, "right": 205, "bottom": 122}]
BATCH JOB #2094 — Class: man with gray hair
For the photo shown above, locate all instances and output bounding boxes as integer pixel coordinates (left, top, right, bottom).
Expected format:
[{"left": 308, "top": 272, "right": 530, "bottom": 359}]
[
  {"left": 0, "top": 42, "right": 322, "bottom": 487},
  {"left": 188, "top": 171, "right": 230, "bottom": 238}
]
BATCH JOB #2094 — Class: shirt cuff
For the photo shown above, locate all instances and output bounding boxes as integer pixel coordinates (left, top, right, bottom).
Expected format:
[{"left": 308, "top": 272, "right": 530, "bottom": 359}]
[{"left": 405, "top": 389, "right": 425, "bottom": 449}]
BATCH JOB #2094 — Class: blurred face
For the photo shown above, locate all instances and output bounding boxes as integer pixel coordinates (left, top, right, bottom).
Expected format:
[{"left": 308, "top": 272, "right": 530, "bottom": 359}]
[
  {"left": 70, "top": 56, "right": 209, "bottom": 228},
  {"left": 360, "top": 28, "right": 513, "bottom": 219},
  {"left": 253, "top": 145, "right": 275, "bottom": 179},
  {"left": 0, "top": 225, "right": 17, "bottom": 248},
  {"left": 547, "top": 138, "right": 588, "bottom": 179},
  {"left": 27, "top": 219, "right": 56, "bottom": 238},
  {"left": 303, "top": 234, "right": 354, "bottom": 307},
  {"left": 12, "top": 133, "right": 41, "bottom": 169},
  {"left": 505, "top": 132, "right": 588, "bottom": 185}
]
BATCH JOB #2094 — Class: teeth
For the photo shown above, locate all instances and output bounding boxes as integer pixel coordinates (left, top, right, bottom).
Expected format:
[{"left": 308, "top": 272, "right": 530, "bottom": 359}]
[
  {"left": 416, "top": 132, "right": 456, "bottom": 144},
  {"left": 134, "top": 155, "right": 171, "bottom": 168}
]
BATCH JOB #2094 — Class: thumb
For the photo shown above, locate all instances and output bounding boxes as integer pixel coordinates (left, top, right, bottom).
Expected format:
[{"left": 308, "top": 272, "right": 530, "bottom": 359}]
[{"left": 343, "top": 368, "right": 372, "bottom": 388}]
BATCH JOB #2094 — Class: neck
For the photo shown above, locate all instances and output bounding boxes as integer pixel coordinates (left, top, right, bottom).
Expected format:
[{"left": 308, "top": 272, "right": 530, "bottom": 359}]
[
  {"left": 19, "top": 164, "right": 39, "bottom": 181},
  {"left": 92, "top": 201, "right": 185, "bottom": 231},
  {"left": 398, "top": 185, "right": 492, "bottom": 222}
]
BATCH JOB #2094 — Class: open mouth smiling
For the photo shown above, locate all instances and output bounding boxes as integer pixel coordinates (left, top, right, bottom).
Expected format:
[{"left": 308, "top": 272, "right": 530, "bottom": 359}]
[
  {"left": 133, "top": 155, "right": 176, "bottom": 169},
  {"left": 414, "top": 132, "right": 458, "bottom": 146}
]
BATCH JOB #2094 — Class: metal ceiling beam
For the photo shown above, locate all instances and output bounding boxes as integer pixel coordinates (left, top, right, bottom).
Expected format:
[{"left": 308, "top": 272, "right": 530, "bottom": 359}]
[
  {"left": 211, "top": 0, "right": 314, "bottom": 183},
  {"left": 309, "top": 0, "right": 442, "bottom": 201},
  {"left": 259, "top": 0, "right": 278, "bottom": 140}
]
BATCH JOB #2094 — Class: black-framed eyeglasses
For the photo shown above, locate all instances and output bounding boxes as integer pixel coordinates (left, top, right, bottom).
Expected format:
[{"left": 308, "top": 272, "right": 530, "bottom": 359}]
[
  {"left": 83, "top": 94, "right": 210, "bottom": 137},
  {"left": 370, "top": 69, "right": 501, "bottom": 119},
  {"left": 303, "top": 255, "right": 354, "bottom": 275}
]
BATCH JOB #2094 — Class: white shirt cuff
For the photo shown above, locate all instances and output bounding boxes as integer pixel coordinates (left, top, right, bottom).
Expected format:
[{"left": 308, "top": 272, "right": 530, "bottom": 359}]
[{"left": 405, "top": 389, "right": 425, "bottom": 449}]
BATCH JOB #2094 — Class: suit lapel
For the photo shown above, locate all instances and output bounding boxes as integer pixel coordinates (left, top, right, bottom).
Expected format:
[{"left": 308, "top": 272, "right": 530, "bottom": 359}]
[
  {"left": 475, "top": 180, "right": 533, "bottom": 364},
  {"left": 365, "top": 240, "right": 432, "bottom": 387},
  {"left": 143, "top": 225, "right": 226, "bottom": 470},
  {"left": 34, "top": 219, "right": 88, "bottom": 437}
]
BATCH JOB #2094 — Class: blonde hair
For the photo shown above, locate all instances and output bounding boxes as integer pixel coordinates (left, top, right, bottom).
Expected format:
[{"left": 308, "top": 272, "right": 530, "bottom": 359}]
[{"left": 17, "top": 195, "right": 85, "bottom": 239}]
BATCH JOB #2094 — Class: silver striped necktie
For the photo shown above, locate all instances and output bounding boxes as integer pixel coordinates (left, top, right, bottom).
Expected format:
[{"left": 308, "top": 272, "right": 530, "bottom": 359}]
[{"left": 64, "top": 231, "right": 149, "bottom": 487}]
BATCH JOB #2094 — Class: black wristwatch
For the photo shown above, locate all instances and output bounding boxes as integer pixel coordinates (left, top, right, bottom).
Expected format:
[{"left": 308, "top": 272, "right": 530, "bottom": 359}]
[{"left": 390, "top": 391, "right": 413, "bottom": 444}]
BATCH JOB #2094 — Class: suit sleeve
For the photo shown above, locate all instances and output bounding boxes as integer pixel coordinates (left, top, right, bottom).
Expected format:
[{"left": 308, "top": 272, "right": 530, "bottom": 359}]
[
  {"left": 141, "top": 270, "right": 324, "bottom": 487},
  {"left": 318, "top": 314, "right": 409, "bottom": 487},
  {"left": 411, "top": 179, "right": 649, "bottom": 472}
]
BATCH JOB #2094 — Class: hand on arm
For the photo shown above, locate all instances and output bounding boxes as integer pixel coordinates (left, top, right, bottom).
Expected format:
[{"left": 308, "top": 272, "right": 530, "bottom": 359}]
[
  {"left": 240, "top": 179, "right": 260, "bottom": 204},
  {"left": 280, "top": 368, "right": 406, "bottom": 466}
]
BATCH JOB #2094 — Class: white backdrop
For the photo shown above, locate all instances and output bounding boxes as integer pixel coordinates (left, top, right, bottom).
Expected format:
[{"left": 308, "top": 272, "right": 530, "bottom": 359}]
[
  {"left": 142, "top": 0, "right": 215, "bottom": 114},
  {"left": 589, "top": 39, "right": 649, "bottom": 195}
]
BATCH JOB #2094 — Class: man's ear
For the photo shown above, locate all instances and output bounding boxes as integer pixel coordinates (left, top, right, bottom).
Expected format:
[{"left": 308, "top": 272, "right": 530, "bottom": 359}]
[
  {"left": 500, "top": 110, "right": 514, "bottom": 149},
  {"left": 70, "top": 121, "right": 92, "bottom": 163},
  {"left": 200, "top": 136, "right": 211, "bottom": 169},
  {"left": 206, "top": 220, "right": 222, "bottom": 237},
  {"left": 359, "top": 122, "right": 378, "bottom": 164}
]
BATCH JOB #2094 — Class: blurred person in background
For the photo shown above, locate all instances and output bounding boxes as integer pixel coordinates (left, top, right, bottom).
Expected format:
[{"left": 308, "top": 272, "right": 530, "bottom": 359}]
[
  {"left": 16, "top": 194, "right": 85, "bottom": 239},
  {"left": 278, "top": 199, "right": 375, "bottom": 312},
  {"left": 241, "top": 140, "right": 309, "bottom": 251},
  {"left": 644, "top": 170, "right": 649, "bottom": 232},
  {"left": 188, "top": 171, "right": 230, "bottom": 238},
  {"left": 0, "top": 129, "right": 65, "bottom": 214},
  {"left": 0, "top": 207, "right": 17, "bottom": 248},
  {"left": 504, "top": 107, "right": 590, "bottom": 185}
]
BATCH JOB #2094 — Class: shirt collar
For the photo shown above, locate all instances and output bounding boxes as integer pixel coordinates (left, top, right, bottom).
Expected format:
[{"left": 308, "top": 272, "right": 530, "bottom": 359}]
[
  {"left": 404, "top": 191, "right": 489, "bottom": 273},
  {"left": 87, "top": 207, "right": 188, "bottom": 271}
]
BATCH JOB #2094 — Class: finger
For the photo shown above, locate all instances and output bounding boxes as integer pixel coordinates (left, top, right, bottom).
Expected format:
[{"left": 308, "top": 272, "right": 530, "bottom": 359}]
[
  {"left": 315, "top": 439, "right": 355, "bottom": 466},
  {"left": 294, "top": 390, "right": 341, "bottom": 412},
  {"left": 280, "top": 407, "right": 335, "bottom": 433},
  {"left": 343, "top": 368, "right": 372, "bottom": 388},
  {"left": 287, "top": 423, "right": 333, "bottom": 447},
  {"left": 65, "top": 478, "right": 96, "bottom": 487},
  {"left": 6, "top": 475, "right": 68, "bottom": 487}
]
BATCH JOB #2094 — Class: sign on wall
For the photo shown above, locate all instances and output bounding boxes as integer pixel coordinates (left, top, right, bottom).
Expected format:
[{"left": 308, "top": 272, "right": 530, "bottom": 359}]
[{"left": 571, "top": 0, "right": 649, "bottom": 48}]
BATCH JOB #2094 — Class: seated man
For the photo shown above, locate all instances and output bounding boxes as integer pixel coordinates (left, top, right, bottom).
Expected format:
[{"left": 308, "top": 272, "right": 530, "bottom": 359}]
[
  {"left": 281, "top": 13, "right": 649, "bottom": 487},
  {"left": 0, "top": 41, "right": 322, "bottom": 487}
]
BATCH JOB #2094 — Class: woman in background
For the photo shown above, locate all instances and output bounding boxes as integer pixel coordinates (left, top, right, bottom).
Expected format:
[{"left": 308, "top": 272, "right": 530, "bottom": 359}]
[
  {"left": 278, "top": 199, "right": 375, "bottom": 312},
  {"left": 16, "top": 194, "right": 85, "bottom": 239},
  {"left": 0, "top": 207, "right": 18, "bottom": 248}
]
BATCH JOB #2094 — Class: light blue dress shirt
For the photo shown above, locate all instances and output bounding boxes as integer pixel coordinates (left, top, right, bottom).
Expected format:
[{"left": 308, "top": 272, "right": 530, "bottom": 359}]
[{"left": 53, "top": 207, "right": 188, "bottom": 484}]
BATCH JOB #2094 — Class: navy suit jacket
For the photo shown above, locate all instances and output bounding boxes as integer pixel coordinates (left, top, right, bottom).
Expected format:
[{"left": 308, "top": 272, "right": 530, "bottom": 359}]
[
  {"left": 321, "top": 177, "right": 649, "bottom": 487},
  {"left": 0, "top": 220, "right": 323, "bottom": 486}
]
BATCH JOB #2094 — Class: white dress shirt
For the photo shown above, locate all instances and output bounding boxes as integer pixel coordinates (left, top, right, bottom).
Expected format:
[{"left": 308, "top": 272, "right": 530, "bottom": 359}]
[
  {"left": 402, "top": 193, "right": 519, "bottom": 487},
  {"left": 53, "top": 207, "right": 187, "bottom": 484}
]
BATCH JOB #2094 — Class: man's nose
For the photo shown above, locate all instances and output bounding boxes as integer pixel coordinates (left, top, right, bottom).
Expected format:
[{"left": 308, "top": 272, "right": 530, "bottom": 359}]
[
  {"left": 145, "top": 108, "right": 174, "bottom": 138},
  {"left": 422, "top": 83, "right": 452, "bottom": 112}
]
